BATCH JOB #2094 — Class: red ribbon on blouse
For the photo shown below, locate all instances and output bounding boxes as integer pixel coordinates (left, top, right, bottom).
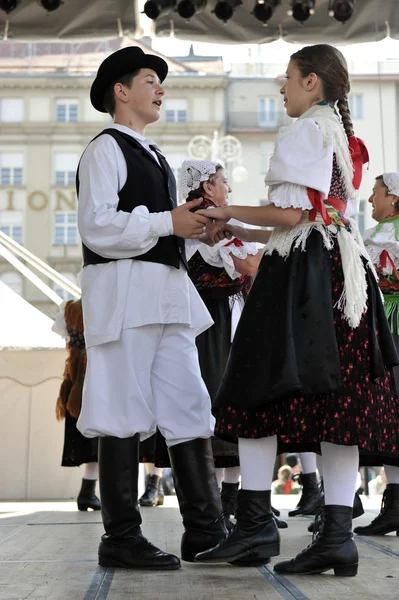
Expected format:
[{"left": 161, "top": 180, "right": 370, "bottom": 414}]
[
  {"left": 380, "top": 249, "right": 399, "bottom": 280},
  {"left": 307, "top": 136, "right": 369, "bottom": 225}
]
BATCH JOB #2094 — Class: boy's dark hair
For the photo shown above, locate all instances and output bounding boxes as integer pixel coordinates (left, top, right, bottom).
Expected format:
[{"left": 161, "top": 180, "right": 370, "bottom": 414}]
[
  {"left": 290, "top": 44, "right": 354, "bottom": 139},
  {"left": 186, "top": 165, "right": 224, "bottom": 202},
  {"left": 103, "top": 70, "right": 140, "bottom": 117}
]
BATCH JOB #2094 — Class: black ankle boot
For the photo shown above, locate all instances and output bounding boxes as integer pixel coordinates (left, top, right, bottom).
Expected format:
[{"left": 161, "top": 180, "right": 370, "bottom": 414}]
[
  {"left": 289, "top": 472, "right": 323, "bottom": 517},
  {"left": 274, "top": 515, "right": 288, "bottom": 529},
  {"left": 139, "top": 475, "right": 164, "bottom": 507},
  {"left": 307, "top": 492, "right": 364, "bottom": 532},
  {"left": 194, "top": 489, "right": 280, "bottom": 565},
  {"left": 98, "top": 435, "right": 180, "bottom": 570},
  {"left": 275, "top": 505, "right": 358, "bottom": 576},
  {"left": 77, "top": 479, "right": 101, "bottom": 511},
  {"left": 354, "top": 484, "right": 399, "bottom": 536},
  {"left": 221, "top": 482, "right": 239, "bottom": 531},
  {"left": 168, "top": 438, "right": 228, "bottom": 562}
]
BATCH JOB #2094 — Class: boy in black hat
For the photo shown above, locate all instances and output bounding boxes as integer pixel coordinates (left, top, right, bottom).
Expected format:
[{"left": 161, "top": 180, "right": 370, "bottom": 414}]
[{"left": 76, "top": 46, "right": 227, "bottom": 570}]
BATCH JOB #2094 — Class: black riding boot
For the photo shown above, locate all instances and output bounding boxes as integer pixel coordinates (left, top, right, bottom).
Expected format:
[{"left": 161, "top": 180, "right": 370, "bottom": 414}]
[
  {"left": 194, "top": 489, "right": 280, "bottom": 565},
  {"left": 354, "top": 484, "right": 399, "bottom": 536},
  {"left": 168, "top": 438, "right": 228, "bottom": 562},
  {"left": 139, "top": 474, "right": 164, "bottom": 507},
  {"left": 288, "top": 472, "right": 323, "bottom": 517},
  {"left": 307, "top": 491, "right": 364, "bottom": 532},
  {"left": 77, "top": 479, "right": 101, "bottom": 511},
  {"left": 98, "top": 435, "right": 180, "bottom": 570},
  {"left": 275, "top": 505, "right": 358, "bottom": 576}
]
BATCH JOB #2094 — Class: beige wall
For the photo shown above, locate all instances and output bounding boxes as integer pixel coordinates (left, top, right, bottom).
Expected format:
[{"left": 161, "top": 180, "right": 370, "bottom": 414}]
[{"left": 0, "top": 349, "right": 85, "bottom": 500}]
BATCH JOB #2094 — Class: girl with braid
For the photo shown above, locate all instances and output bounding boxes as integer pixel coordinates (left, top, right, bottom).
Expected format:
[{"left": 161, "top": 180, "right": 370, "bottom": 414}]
[{"left": 194, "top": 44, "right": 399, "bottom": 575}]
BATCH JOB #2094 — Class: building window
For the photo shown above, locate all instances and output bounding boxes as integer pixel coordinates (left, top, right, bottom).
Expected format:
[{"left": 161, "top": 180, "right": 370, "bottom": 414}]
[
  {"left": 53, "top": 212, "right": 78, "bottom": 245},
  {"left": 0, "top": 211, "right": 23, "bottom": 245},
  {"left": 0, "top": 153, "right": 24, "bottom": 185},
  {"left": 56, "top": 99, "right": 79, "bottom": 123},
  {"left": 164, "top": 99, "right": 188, "bottom": 123},
  {"left": 356, "top": 199, "right": 366, "bottom": 234},
  {"left": 0, "top": 98, "right": 24, "bottom": 122},
  {"left": 348, "top": 95, "right": 363, "bottom": 119},
  {"left": 0, "top": 271, "right": 23, "bottom": 296},
  {"left": 258, "top": 98, "right": 277, "bottom": 127},
  {"left": 52, "top": 271, "right": 77, "bottom": 302},
  {"left": 54, "top": 153, "right": 79, "bottom": 186}
]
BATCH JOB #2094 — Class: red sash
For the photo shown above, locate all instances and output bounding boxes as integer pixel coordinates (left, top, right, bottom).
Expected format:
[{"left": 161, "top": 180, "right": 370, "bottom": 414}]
[{"left": 307, "top": 136, "right": 369, "bottom": 225}]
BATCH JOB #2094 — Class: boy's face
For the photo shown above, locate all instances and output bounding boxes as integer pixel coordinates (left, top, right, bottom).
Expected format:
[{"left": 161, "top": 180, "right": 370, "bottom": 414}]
[{"left": 121, "top": 68, "right": 165, "bottom": 125}]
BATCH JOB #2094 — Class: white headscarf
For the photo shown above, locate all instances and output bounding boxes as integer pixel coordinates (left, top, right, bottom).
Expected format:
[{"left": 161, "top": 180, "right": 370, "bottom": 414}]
[
  {"left": 383, "top": 172, "right": 399, "bottom": 197},
  {"left": 179, "top": 160, "right": 221, "bottom": 203}
]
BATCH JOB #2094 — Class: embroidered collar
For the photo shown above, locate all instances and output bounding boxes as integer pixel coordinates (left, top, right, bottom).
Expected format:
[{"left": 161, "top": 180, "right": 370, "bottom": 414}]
[{"left": 371, "top": 212, "right": 399, "bottom": 241}]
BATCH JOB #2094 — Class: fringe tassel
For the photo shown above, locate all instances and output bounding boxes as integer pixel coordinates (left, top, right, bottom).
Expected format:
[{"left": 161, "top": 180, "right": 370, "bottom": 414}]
[
  {"left": 335, "top": 226, "right": 368, "bottom": 328},
  {"left": 265, "top": 221, "right": 335, "bottom": 259}
]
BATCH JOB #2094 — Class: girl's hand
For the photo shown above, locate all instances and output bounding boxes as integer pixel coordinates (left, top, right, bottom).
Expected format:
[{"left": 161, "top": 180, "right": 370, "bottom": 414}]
[
  {"left": 197, "top": 206, "right": 232, "bottom": 223},
  {"left": 223, "top": 223, "right": 254, "bottom": 243}
]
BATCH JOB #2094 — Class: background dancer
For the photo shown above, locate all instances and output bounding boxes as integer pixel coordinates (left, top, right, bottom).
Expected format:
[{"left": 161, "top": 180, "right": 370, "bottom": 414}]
[{"left": 355, "top": 172, "right": 399, "bottom": 537}]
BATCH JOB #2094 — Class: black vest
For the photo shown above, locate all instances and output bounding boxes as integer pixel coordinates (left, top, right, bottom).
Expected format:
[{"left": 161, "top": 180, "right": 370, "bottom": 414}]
[{"left": 77, "top": 128, "right": 187, "bottom": 269}]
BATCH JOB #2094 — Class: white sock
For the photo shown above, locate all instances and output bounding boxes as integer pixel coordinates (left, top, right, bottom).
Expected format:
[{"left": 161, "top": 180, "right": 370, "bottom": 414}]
[
  {"left": 383, "top": 465, "right": 399, "bottom": 484},
  {"left": 321, "top": 442, "right": 359, "bottom": 507},
  {"left": 83, "top": 462, "right": 99, "bottom": 480},
  {"left": 224, "top": 466, "right": 241, "bottom": 484},
  {"left": 238, "top": 436, "right": 277, "bottom": 491},
  {"left": 215, "top": 468, "right": 225, "bottom": 488},
  {"left": 298, "top": 452, "right": 317, "bottom": 475},
  {"left": 144, "top": 463, "right": 163, "bottom": 477}
]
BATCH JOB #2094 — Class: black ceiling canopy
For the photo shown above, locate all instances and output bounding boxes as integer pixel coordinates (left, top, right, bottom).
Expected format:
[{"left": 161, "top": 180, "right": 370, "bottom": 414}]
[
  {"left": 154, "top": 0, "right": 399, "bottom": 44},
  {"left": 0, "top": 0, "right": 397, "bottom": 44},
  {"left": 0, "top": 0, "right": 138, "bottom": 40}
]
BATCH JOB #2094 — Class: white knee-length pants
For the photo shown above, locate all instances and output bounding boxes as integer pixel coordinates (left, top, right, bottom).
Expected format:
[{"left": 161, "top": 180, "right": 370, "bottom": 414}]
[{"left": 77, "top": 324, "right": 215, "bottom": 445}]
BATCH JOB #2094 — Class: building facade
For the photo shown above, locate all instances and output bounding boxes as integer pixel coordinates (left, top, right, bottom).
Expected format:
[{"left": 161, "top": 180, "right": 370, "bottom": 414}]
[
  {"left": 0, "top": 39, "right": 398, "bottom": 315},
  {"left": 0, "top": 39, "right": 227, "bottom": 316}
]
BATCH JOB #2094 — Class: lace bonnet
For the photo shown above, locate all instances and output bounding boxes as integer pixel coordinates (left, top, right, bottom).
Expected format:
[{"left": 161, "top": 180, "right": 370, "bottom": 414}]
[
  {"left": 179, "top": 160, "right": 221, "bottom": 203},
  {"left": 383, "top": 172, "right": 399, "bottom": 197}
]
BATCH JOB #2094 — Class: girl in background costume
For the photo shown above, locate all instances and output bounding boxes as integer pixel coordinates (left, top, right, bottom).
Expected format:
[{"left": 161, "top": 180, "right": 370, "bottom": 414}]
[
  {"left": 181, "top": 159, "right": 265, "bottom": 527},
  {"left": 194, "top": 44, "right": 399, "bottom": 575},
  {"left": 355, "top": 172, "right": 399, "bottom": 537},
  {"left": 53, "top": 299, "right": 100, "bottom": 511}
]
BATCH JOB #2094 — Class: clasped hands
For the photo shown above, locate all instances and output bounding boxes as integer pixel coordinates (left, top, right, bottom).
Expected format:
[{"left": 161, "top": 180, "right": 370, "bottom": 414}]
[{"left": 171, "top": 198, "right": 232, "bottom": 246}]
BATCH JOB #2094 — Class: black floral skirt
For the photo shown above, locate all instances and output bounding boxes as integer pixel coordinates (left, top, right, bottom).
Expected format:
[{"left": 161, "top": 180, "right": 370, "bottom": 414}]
[
  {"left": 61, "top": 412, "right": 98, "bottom": 467},
  {"left": 214, "top": 230, "right": 399, "bottom": 466}
]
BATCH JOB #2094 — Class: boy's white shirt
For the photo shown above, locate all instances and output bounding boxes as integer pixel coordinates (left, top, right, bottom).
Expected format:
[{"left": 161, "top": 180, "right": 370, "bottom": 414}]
[{"left": 77, "top": 123, "right": 212, "bottom": 348}]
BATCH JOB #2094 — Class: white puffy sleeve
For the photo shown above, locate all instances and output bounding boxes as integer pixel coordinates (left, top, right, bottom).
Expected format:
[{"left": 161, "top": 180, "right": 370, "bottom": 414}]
[
  {"left": 52, "top": 301, "right": 69, "bottom": 340},
  {"left": 265, "top": 118, "right": 334, "bottom": 210},
  {"left": 363, "top": 223, "right": 399, "bottom": 275},
  {"left": 186, "top": 212, "right": 258, "bottom": 279}
]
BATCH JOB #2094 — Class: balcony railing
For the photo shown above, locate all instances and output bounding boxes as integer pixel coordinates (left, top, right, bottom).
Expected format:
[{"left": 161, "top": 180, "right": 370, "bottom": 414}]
[{"left": 227, "top": 111, "right": 292, "bottom": 131}]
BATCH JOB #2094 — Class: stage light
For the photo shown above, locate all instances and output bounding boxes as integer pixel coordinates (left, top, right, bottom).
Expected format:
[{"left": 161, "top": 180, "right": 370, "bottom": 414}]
[
  {"left": 40, "top": 0, "right": 62, "bottom": 11},
  {"left": 177, "top": 0, "right": 206, "bottom": 20},
  {"left": 287, "top": 0, "right": 315, "bottom": 22},
  {"left": 328, "top": 0, "right": 355, "bottom": 23},
  {"left": 213, "top": 0, "right": 241, "bottom": 23},
  {"left": 143, "top": 0, "right": 176, "bottom": 20},
  {"left": 253, "top": 0, "right": 280, "bottom": 25},
  {"left": 0, "top": 0, "right": 19, "bottom": 13}
]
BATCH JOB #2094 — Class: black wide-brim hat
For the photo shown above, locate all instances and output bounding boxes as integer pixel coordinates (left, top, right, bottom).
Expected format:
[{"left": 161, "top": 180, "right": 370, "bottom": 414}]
[{"left": 90, "top": 46, "right": 168, "bottom": 113}]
